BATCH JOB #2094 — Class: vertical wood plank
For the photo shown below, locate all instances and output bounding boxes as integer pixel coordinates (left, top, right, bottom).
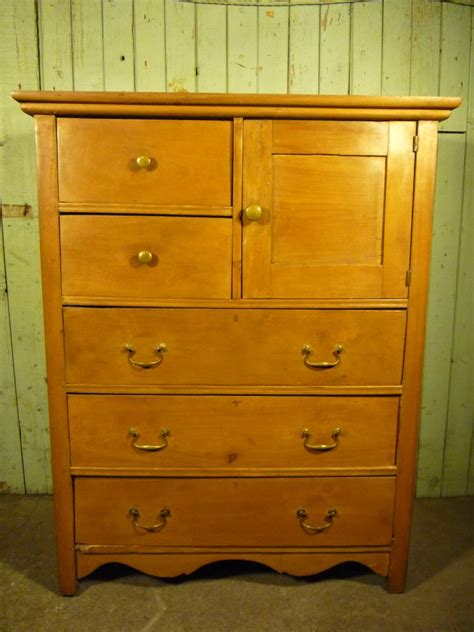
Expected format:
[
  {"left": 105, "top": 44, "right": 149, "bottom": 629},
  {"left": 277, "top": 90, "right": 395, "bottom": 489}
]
[
  {"left": 320, "top": 4, "right": 351, "bottom": 95},
  {"left": 288, "top": 2, "right": 320, "bottom": 94},
  {"left": 0, "top": 3, "right": 39, "bottom": 206},
  {"left": 196, "top": 5, "right": 227, "bottom": 92},
  {"left": 0, "top": 222, "right": 24, "bottom": 493},
  {"left": 71, "top": 0, "right": 105, "bottom": 90},
  {"left": 38, "top": 0, "right": 73, "bottom": 90},
  {"left": 103, "top": 0, "right": 135, "bottom": 91},
  {"left": 0, "top": 0, "right": 51, "bottom": 494},
  {"left": 416, "top": 134, "right": 466, "bottom": 498},
  {"left": 165, "top": 0, "right": 196, "bottom": 93},
  {"left": 351, "top": 1, "right": 382, "bottom": 95},
  {"left": 439, "top": 2, "right": 471, "bottom": 132},
  {"left": 444, "top": 15, "right": 474, "bottom": 496},
  {"left": 410, "top": 0, "right": 441, "bottom": 97},
  {"left": 382, "top": 0, "right": 412, "bottom": 96},
  {"left": 227, "top": 6, "right": 258, "bottom": 93},
  {"left": 134, "top": 0, "right": 166, "bottom": 92},
  {"left": 258, "top": 6, "right": 289, "bottom": 93},
  {"left": 2, "top": 216, "right": 51, "bottom": 494}
]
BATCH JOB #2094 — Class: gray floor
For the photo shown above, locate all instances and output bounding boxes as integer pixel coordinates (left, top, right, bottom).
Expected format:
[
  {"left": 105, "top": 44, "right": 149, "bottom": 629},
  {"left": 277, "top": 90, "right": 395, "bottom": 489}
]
[{"left": 0, "top": 495, "right": 473, "bottom": 632}]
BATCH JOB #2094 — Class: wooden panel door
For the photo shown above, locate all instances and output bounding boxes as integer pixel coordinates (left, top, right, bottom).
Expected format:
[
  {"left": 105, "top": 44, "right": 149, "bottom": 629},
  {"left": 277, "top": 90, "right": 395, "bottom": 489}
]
[{"left": 242, "top": 120, "right": 416, "bottom": 299}]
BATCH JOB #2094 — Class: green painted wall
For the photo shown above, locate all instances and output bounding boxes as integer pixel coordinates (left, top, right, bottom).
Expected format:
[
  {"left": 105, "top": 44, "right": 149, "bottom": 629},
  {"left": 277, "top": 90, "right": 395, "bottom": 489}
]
[{"left": 0, "top": 0, "right": 472, "bottom": 496}]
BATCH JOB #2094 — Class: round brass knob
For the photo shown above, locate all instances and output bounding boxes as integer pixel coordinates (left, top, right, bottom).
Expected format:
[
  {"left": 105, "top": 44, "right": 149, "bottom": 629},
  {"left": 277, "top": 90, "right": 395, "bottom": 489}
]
[
  {"left": 244, "top": 204, "right": 263, "bottom": 222},
  {"left": 136, "top": 155, "right": 152, "bottom": 169},
  {"left": 137, "top": 250, "right": 153, "bottom": 264}
]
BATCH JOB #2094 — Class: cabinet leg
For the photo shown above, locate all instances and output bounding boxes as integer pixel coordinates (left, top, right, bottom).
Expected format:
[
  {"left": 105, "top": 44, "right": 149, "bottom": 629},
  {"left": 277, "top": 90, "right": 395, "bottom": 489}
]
[
  {"left": 386, "top": 561, "right": 407, "bottom": 593},
  {"left": 58, "top": 572, "right": 78, "bottom": 596}
]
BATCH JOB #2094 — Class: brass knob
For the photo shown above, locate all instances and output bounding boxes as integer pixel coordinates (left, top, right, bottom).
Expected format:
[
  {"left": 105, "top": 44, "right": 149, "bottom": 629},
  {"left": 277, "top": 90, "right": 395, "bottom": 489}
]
[
  {"left": 136, "top": 155, "right": 152, "bottom": 169},
  {"left": 137, "top": 250, "right": 153, "bottom": 264},
  {"left": 244, "top": 204, "right": 263, "bottom": 222}
]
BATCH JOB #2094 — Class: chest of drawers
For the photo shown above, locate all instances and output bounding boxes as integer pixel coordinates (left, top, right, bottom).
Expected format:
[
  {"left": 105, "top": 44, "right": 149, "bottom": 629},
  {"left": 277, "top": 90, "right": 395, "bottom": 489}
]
[{"left": 13, "top": 92, "right": 459, "bottom": 595}]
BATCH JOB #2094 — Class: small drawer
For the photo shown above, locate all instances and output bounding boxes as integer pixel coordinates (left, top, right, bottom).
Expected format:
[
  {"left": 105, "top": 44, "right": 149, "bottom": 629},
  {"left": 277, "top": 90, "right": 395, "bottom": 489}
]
[
  {"left": 64, "top": 308, "right": 406, "bottom": 387},
  {"left": 75, "top": 476, "right": 396, "bottom": 547},
  {"left": 69, "top": 395, "right": 399, "bottom": 469},
  {"left": 57, "top": 118, "right": 232, "bottom": 208},
  {"left": 61, "top": 215, "right": 232, "bottom": 300}
]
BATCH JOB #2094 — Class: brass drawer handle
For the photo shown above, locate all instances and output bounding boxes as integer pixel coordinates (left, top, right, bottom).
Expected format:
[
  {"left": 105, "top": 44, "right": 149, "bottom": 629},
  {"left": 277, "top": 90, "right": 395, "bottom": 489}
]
[
  {"left": 135, "top": 155, "right": 152, "bottom": 170},
  {"left": 137, "top": 250, "right": 154, "bottom": 265},
  {"left": 302, "top": 427, "right": 341, "bottom": 452},
  {"left": 124, "top": 343, "right": 167, "bottom": 369},
  {"left": 301, "top": 344, "right": 344, "bottom": 368},
  {"left": 297, "top": 508, "right": 337, "bottom": 534},
  {"left": 244, "top": 204, "right": 263, "bottom": 222},
  {"left": 129, "top": 506, "right": 170, "bottom": 532},
  {"left": 128, "top": 427, "right": 170, "bottom": 452}
]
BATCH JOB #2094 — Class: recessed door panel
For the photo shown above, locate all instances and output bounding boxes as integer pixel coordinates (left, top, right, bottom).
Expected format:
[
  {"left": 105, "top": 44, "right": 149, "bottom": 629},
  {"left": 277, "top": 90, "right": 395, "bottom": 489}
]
[
  {"left": 243, "top": 120, "right": 415, "bottom": 299},
  {"left": 272, "top": 155, "right": 385, "bottom": 266}
]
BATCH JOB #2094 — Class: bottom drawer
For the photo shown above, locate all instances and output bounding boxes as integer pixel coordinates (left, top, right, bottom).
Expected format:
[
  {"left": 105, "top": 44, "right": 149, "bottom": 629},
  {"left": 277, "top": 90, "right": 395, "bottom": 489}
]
[{"left": 75, "top": 477, "right": 395, "bottom": 547}]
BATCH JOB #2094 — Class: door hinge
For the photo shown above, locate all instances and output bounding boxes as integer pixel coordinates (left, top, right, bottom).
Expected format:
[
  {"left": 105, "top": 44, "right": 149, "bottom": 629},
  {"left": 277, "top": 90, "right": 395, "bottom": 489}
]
[
  {"left": 413, "top": 135, "right": 419, "bottom": 153},
  {"left": 405, "top": 269, "right": 412, "bottom": 287}
]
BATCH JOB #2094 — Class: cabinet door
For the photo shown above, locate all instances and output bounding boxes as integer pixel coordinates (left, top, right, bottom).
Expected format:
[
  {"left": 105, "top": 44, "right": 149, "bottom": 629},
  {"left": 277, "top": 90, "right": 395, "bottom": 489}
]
[{"left": 242, "top": 120, "right": 416, "bottom": 299}]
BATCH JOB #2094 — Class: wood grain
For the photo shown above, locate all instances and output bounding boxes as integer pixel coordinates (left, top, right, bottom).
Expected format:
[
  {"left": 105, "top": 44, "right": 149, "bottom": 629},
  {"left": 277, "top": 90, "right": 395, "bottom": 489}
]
[
  {"left": 13, "top": 91, "right": 462, "bottom": 110},
  {"left": 232, "top": 117, "right": 243, "bottom": 298},
  {"left": 75, "top": 476, "right": 396, "bottom": 547},
  {"left": 244, "top": 120, "right": 414, "bottom": 299},
  {"left": 68, "top": 395, "right": 399, "bottom": 469},
  {"left": 60, "top": 215, "right": 232, "bottom": 300},
  {"left": 272, "top": 120, "right": 389, "bottom": 155},
  {"left": 63, "top": 307, "right": 407, "bottom": 387},
  {"left": 57, "top": 118, "right": 233, "bottom": 206},
  {"left": 35, "top": 115, "right": 76, "bottom": 596},
  {"left": 388, "top": 120, "right": 439, "bottom": 593},
  {"left": 76, "top": 551, "right": 390, "bottom": 580}
]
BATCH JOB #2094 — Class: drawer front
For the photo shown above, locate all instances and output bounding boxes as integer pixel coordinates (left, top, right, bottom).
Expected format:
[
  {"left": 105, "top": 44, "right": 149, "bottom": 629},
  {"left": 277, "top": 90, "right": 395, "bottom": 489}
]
[
  {"left": 57, "top": 118, "right": 232, "bottom": 207},
  {"left": 64, "top": 308, "right": 406, "bottom": 387},
  {"left": 61, "top": 215, "right": 232, "bottom": 300},
  {"left": 69, "top": 395, "right": 399, "bottom": 469},
  {"left": 75, "top": 476, "right": 396, "bottom": 546}
]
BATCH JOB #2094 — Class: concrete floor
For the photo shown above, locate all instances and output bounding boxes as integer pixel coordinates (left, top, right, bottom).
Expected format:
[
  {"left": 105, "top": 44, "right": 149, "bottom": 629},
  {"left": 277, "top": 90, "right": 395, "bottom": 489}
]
[{"left": 0, "top": 495, "right": 472, "bottom": 631}]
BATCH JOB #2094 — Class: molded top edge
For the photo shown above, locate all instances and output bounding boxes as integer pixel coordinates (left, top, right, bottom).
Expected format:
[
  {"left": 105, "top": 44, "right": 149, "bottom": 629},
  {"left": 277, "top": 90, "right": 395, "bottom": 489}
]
[{"left": 11, "top": 90, "right": 461, "bottom": 110}]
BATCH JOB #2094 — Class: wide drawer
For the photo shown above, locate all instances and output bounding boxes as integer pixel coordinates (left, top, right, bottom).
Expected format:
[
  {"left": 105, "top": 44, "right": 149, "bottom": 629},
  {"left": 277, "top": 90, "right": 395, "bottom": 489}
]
[
  {"left": 75, "top": 476, "right": 396, "bottom": 546},
  {"left": 69, "top": 395, "right": 399, "bottom": 469},
  {"left": 64, "top": 308, "right": 406, "bottom": 387},
  {"left": 57, "top": 118, "right": 232, "bottom": 207},
  {"left": 61, "top": 215, "right": 232, "bottom": 300}
]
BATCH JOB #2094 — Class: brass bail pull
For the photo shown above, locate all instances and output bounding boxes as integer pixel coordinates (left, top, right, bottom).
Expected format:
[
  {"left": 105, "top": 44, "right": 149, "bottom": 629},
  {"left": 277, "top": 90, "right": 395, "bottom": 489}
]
[
  {"left": 128, "top": 427, "right": 170, "bottom": 452},
  {"left": 124, "top": 343, "right": 167, "bottom": 369},
  {"left": 297, "top": 508, "right": 337, "bottom": 534},
  {"left": 301, "top": 344, "right": 344, "bottom": 369},
  {"left": 129, "top": 507, "right": 170, "bottom": 532},
  {"left": 301, "top": 428, "right": 341, "bottom": 452}
]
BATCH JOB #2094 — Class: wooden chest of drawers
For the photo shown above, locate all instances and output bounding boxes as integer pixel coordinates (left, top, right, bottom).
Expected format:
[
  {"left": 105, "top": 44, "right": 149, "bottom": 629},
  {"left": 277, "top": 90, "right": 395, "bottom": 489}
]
[{"left": 13, "top": 91, "right": 459, "bottom": 595}]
